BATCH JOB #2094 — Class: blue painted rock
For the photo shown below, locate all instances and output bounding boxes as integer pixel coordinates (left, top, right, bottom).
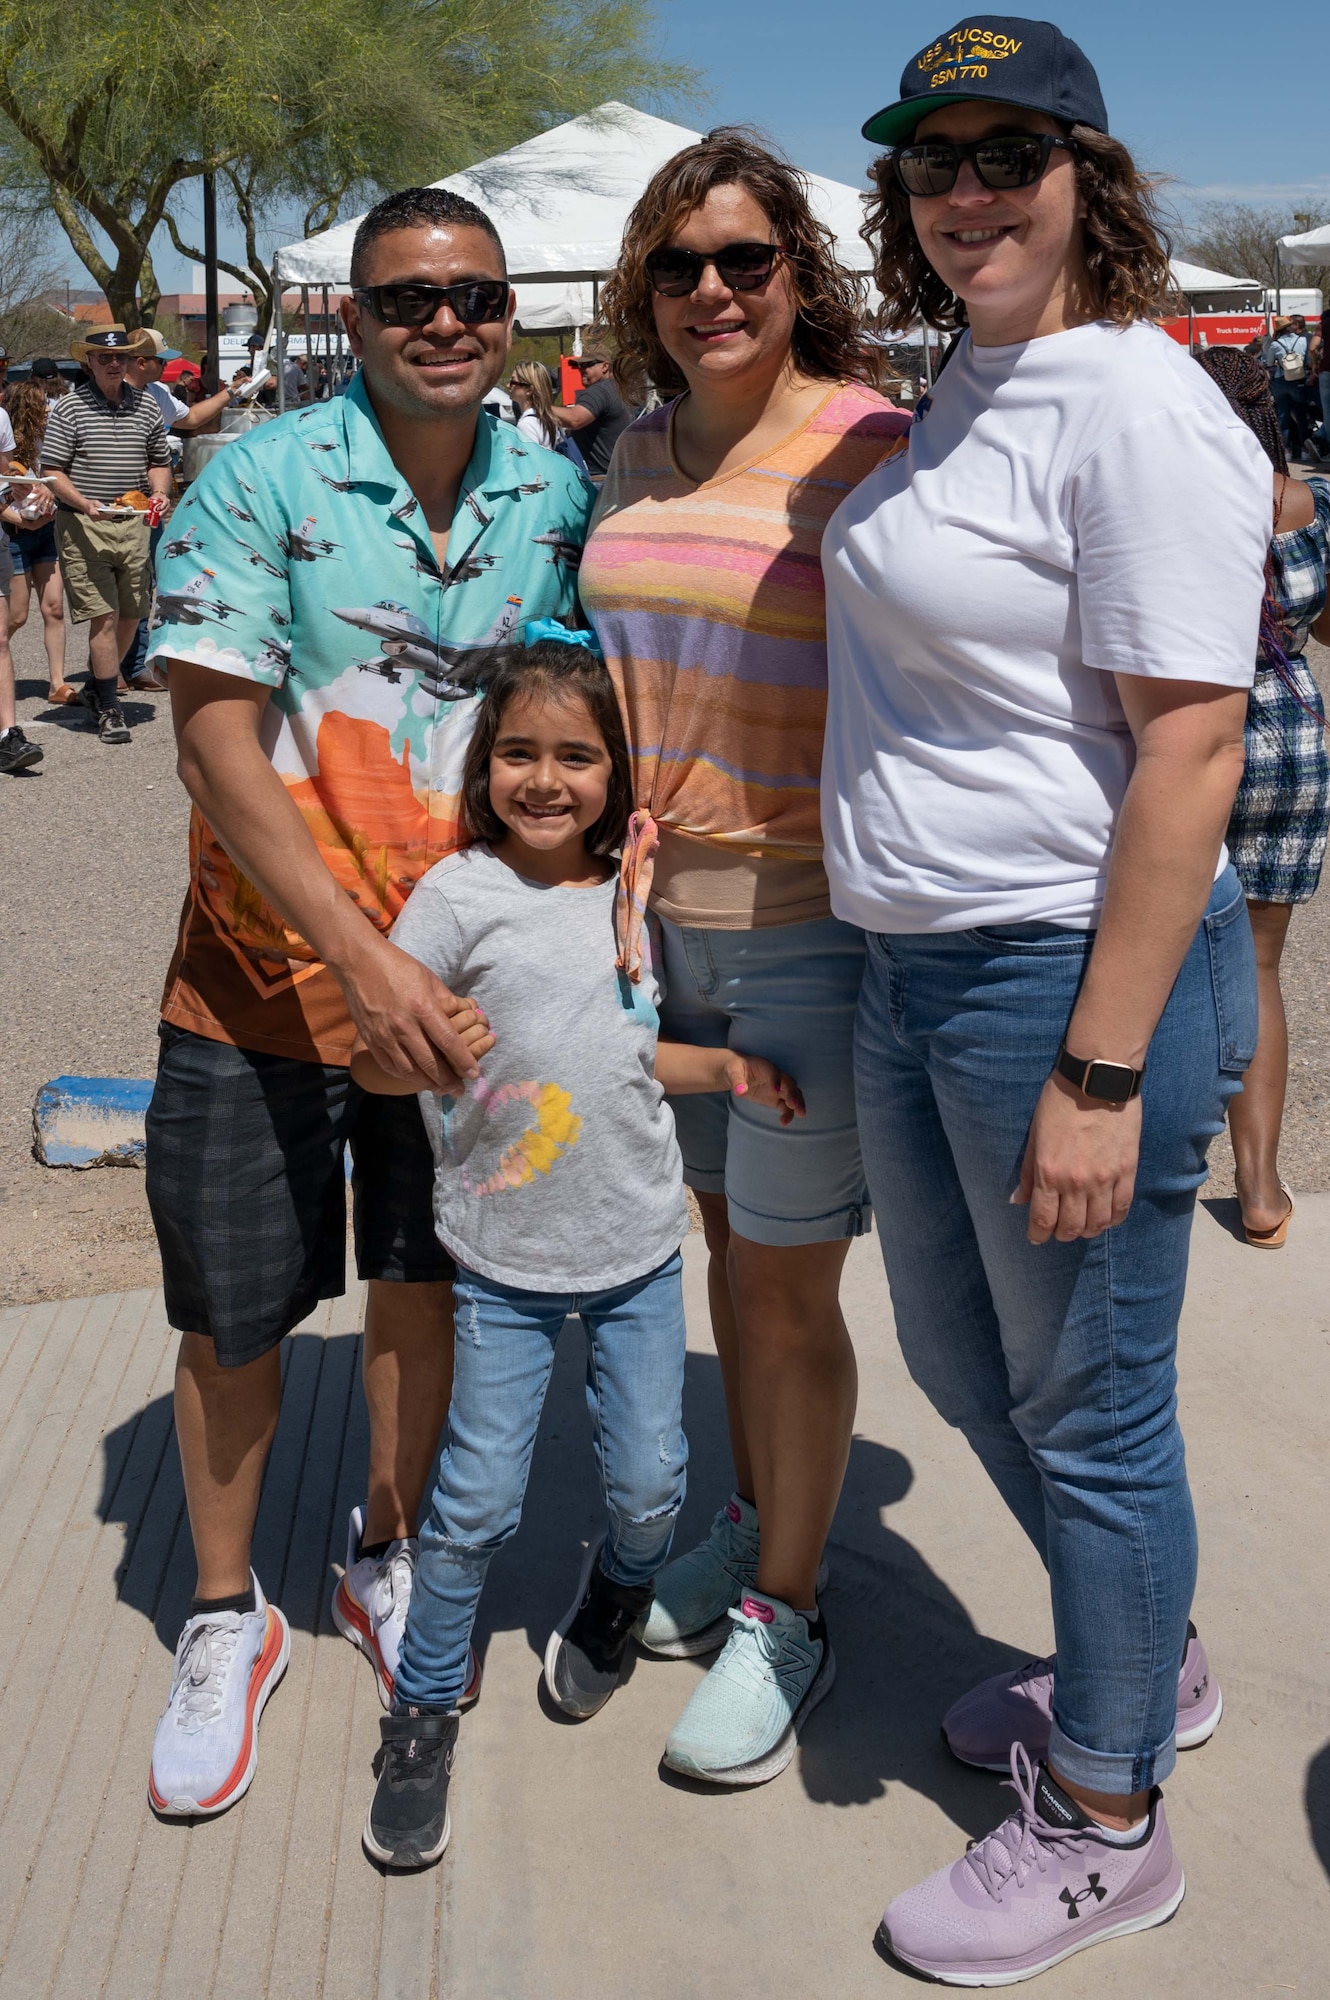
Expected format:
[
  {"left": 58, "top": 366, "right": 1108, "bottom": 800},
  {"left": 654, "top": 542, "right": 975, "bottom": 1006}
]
[{"left": 32, "top": 1076, "right": 154, "bottom": 1169}]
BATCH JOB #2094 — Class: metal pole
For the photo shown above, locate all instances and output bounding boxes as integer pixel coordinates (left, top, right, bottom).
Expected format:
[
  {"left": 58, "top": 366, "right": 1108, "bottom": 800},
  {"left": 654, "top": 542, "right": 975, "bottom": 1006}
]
[
  {"left": 335, "top": 302, "right": 344, "bottom": 390},
  {"left": 275, "top": 284, "right": 286, "bottom": 414},
  {"left": 302, "top": 287, "right": 313, "bottom": 402},
  {"left": 921, "top": 322, "right": 934, "bottom": 389},
  {"left": 202, "top": 172, "right": 220, "bottom": 395},
  {"left": 1275, "top": 242, "right": 1282, "bottom": 318},
  {"left": 321, "top": 284, "right": 330, "bottom": 398}
]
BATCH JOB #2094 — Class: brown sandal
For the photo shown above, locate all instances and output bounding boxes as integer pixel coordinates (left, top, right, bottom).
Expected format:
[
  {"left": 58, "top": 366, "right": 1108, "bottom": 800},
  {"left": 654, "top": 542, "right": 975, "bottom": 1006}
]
[
  {"left": 1243, "top": 1182, "right": 1294, "bottom": 1250},
  {"left": 46, "top": 685, "right": 79, "bottom": 705}
]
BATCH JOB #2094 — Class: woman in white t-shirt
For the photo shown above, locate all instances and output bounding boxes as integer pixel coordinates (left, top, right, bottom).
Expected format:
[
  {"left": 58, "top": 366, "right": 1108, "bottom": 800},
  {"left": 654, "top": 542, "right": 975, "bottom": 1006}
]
[{"left": 821, "top": 19, "right": 1269, "bottom": 1987}]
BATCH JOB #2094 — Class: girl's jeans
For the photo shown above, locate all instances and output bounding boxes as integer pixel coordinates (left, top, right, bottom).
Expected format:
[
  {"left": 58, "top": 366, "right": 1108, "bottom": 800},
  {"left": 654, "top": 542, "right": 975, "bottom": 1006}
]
[
  {"left": 854, "top": 866, "right": 1257, "bottom": 1794},
  {"left": 394, "top": 1252, "right": 688, "bottom": 1711}
]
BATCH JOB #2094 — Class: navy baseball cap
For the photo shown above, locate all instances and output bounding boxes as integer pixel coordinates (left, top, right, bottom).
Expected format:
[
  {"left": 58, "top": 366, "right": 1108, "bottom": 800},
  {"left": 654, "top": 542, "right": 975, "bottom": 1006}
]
[{"left": 863, "top": 16, "right": 1108, "bottom": 146}]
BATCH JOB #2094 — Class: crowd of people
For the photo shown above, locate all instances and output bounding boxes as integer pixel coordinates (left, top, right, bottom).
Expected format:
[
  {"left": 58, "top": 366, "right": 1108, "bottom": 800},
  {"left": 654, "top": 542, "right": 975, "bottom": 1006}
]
[{"left": 4, "top": 10, "right": 1329, "bottom": 1987}]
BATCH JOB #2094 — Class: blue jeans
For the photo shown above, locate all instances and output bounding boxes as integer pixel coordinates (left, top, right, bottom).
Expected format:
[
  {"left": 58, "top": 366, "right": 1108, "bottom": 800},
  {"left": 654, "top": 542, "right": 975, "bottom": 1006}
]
[
  {"left": 854, "top": 867, "right": 1257, "bottom": 1794},
  {"left": 118, "top": 522, "right": 164, "bottom": 680},
  {"left": 394, "top": 1253, "right": 689, "bottom": 1711}
]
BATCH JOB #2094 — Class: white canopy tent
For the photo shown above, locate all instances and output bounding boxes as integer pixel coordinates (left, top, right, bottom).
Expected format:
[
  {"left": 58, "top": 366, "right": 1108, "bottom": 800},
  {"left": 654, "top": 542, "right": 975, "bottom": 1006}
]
[
  {"left": 1276, "top": 222, "right": 1330, "bottom": 270},
  {"left": 1167, "top": 257, "right": 1257, "bottom": 294},
  {"left": 267, "top": 103, "right": 879, "bottom": 401}
]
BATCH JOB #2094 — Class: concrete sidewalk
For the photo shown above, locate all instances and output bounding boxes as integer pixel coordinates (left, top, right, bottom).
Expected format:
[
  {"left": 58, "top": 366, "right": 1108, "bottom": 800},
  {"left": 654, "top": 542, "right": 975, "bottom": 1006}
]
[{"left": 0, "top": 1201, "right": 1325, "bottom": 1999}]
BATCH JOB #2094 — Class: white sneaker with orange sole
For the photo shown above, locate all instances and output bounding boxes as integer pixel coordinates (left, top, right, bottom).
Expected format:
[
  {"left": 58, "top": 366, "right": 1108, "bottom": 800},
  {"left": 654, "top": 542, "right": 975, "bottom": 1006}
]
[
  {"left": 149, "top": 1572, "right": 289, "bottom": 1819},
  {"left": 332, "top": 1505, "right": 480, "bottom": 1710}
]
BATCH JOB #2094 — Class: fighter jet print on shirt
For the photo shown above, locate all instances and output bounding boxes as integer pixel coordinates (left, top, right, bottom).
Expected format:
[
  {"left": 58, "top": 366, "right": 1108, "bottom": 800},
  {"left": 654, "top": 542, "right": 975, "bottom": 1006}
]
[
  {"left": 334, "top": 594, "right": 524, "bottom": 701},
  {"left": 162, "top": 524, "right": 204, "bottom": 560},
  {"left": 278, "top": 516, "right": 342, "bottom": 563},
  {"left": 236, "top": 540, "right": 287, "bottom": 579},
  {"left": 149, "top": 569, "right": 245, "bottom": 630},
  {"left": 222, "top": 499, "right": 255, "bottom": 524},
  {"left": 255, "top": 635, "right": 293, "bottom": 676},
  {"left": 531, "top": 529, "right": 582, "bottom": 570}
]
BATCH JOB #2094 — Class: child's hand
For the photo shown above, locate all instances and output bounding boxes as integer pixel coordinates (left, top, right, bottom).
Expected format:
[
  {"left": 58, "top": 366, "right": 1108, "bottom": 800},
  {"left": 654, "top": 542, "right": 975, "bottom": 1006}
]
[
  {"left": 451, "top": 1006, "right": 496, "bottom": 1064},
  {"left": 720, "top": 1053, "right": 805, "bottom": 1126}
]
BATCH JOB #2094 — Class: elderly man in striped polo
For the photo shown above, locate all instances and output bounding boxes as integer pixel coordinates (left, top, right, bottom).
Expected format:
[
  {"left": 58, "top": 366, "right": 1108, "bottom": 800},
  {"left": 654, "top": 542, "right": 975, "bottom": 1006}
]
[{"left": 43, "top": 324, "right": 174, "bottom": 743}]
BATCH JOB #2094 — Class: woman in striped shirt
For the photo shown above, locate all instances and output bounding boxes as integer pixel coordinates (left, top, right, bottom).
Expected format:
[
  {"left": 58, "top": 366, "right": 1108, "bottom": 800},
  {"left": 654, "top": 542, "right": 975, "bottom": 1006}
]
[{"left": 580, "top": 128, "right": 908, "bottom": 1785}]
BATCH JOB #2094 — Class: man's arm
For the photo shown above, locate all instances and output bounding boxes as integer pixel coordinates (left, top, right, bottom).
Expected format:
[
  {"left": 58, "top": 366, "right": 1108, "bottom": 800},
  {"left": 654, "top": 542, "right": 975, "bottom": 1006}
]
[
  {"left": 551, "top": 398, "right": 595, "bottom": 432},
  {"left": 166, "top": 659, "right": 484, "bottom": 1090},
  {"left": 171, "top": 386, "right": 233, "bottom": 434}
]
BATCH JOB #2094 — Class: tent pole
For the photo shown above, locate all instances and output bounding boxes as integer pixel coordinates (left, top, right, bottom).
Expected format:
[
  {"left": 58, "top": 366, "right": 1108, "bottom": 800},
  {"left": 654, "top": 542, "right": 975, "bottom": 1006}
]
[
  {"left": 922, "top": 322, "right": 934, "bottom": 390},
  {"left": 1275, "top": 242, "right": 1282, "bottom": 318},
  {"left": 275, "top": 288, "right": 286, "bottom": 414},
  {"left": 302, "top": 287, "right": 313, "bottom": 401},
  {"left": 321, "top": 284, "right": 330, "bottom": 398}
]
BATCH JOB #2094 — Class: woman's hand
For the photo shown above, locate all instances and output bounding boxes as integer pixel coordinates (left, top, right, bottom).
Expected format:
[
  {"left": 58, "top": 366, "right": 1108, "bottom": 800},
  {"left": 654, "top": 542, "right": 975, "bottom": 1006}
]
[
  {"left": 721, "top": 1052, "right": 806, "bottom": 1125},
  {"left": 1012, "top": 1070, "right": 1140, "bottom": 1243}
]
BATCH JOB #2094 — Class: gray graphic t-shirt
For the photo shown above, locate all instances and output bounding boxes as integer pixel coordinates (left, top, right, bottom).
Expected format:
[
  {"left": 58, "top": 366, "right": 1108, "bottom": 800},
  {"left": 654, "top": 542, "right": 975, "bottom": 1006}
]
[{"left": 390, "top": 844, "right": 687, "bottom": 1292}]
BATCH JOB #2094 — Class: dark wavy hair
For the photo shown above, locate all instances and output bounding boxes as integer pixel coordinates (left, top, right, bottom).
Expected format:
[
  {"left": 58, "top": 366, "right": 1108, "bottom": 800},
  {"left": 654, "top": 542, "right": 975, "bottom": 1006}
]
[
  {"left": 461, "top": 641, "right": 633, "bottom": 857},
  {"left": 599, "top": 127, "right": 871, "bottom": 400},
  {"left": 863, "top": 124, "right": 1172, "bottom": 332}
]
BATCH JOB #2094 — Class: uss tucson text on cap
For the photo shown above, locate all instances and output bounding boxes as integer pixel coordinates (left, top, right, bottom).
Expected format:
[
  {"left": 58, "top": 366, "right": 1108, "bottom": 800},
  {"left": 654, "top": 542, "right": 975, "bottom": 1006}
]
[{"left": 862, "top": 16, "right": 1108, "bottom": 146}]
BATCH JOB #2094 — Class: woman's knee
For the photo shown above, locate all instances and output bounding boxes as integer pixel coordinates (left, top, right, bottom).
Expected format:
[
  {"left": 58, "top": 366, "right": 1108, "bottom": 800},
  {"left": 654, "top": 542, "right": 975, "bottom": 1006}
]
[{"left": 695, "top": 1188, "right": 731, "bottom": 1260}]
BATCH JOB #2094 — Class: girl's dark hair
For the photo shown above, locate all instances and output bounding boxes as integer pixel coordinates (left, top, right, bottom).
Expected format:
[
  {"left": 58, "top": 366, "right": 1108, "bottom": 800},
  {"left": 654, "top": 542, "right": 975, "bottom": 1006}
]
[
  {"left": 1195, "top": 345, "right": 1288, "bottom": 475},
  {"left": 461, "top": 640, "right": 633, "bottom": 857},
  {"left": 599, "top": 126, "right": 871, "bottom": 401},
  {"left": 863, "top": 124, "right": 1173, "bottom": 332}
]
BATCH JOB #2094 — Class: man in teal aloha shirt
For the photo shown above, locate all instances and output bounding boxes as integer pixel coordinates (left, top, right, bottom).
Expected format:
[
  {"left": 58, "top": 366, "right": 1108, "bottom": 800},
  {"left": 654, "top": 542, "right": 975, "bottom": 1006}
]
[{"left": 144, "top": 187, "right": 595, "bottom": 1825}]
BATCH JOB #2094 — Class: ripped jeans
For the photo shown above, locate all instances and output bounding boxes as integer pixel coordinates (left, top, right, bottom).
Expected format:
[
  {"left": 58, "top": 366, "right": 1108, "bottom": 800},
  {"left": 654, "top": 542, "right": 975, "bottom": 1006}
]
[{"left": 393, "top": 1252, "right": 688, "bottom": 1711}]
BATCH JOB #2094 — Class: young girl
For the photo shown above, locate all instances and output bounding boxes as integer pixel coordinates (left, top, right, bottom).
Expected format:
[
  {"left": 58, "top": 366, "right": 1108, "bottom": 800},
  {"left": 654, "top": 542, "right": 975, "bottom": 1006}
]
[{"left": 351, "top": 627, "right": 803, "bottom": 1870}]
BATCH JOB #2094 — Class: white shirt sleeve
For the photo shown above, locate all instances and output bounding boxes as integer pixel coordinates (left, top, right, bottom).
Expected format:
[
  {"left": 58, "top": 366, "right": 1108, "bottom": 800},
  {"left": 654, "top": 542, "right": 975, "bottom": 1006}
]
[
  {"left": 0, "top": 409, "right": 15, "bottom": 456},
  {"left": 1071, "top": 403, "right": 1270, "bottom": 688}
]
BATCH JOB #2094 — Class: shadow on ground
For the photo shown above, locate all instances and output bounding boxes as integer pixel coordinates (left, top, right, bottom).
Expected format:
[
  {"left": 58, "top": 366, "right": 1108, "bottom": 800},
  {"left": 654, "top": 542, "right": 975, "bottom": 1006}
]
[
  {"left": 1306, "top": 1741, "right": 1330, "bottom": 1882},
  {"left": 99, "top": 1316, "right": 1021, "bottom": 1836}
]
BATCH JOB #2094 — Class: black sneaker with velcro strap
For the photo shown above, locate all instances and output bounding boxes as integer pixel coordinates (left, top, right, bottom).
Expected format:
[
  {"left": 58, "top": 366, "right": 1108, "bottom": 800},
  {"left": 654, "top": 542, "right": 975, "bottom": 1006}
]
[{"left": 363, "top": 1708, "right": 458, "bottom": 1869}]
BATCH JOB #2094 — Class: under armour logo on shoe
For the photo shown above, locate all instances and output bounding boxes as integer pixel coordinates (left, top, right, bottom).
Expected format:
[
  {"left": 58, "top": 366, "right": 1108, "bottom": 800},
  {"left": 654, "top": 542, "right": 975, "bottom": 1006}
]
[{"left": 1059, "top": 1874, "right": 1107, "bottom": 1920}]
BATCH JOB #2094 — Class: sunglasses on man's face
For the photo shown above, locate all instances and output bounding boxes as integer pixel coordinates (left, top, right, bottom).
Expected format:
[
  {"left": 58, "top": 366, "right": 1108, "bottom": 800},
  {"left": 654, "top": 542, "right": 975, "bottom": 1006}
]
[
  {"left": 644, "top": 241, "right": 781, "bottom": 298},
  {"left": 353, "top": 279, "right": 511, "bottom": 328},
  {"left": 893, "top": 133, "right": 1075, "bottom": 198}
]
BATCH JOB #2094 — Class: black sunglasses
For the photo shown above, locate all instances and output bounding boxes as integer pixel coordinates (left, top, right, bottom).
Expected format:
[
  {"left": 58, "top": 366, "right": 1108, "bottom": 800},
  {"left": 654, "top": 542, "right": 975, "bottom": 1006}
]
[
  {"left": 353, "top": 279, "right": 511, "bottom": 328},
  {"left": 893, "top": 134, "right": 1075, "bottom": 198},
  {"left": 644, "top": 241, "right": 781, "bottom": 298}
]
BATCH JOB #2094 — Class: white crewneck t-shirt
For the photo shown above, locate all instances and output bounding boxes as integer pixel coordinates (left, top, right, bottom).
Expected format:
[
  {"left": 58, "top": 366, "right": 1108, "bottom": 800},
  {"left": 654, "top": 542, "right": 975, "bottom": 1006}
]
[{"left": 820, "top": 319, "right": 1270, "bottom": 933}]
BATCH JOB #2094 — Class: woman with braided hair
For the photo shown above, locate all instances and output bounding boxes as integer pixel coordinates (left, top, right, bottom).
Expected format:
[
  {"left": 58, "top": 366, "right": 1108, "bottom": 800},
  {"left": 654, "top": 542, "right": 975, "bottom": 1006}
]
[{"left": 1197, "top": 344, "right": 1330, "bottom": 1248}]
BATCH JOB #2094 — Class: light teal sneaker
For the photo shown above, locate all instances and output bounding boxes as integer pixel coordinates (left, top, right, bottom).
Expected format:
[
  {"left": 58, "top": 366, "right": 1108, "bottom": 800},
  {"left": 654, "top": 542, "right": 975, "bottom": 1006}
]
[
  {"left": 634, "top": 1495, "right": 759, "bottom": 1658},
  {"left": 662, "top": 1589, "right": 835, "bottom": 1786}
]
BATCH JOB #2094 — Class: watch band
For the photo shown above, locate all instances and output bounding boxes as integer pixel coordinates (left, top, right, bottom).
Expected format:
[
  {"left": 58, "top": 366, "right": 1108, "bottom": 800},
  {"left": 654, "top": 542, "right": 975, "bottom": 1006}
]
[{"left": 1055, "top": 1040, "right": 1144, "bottom": 1104}]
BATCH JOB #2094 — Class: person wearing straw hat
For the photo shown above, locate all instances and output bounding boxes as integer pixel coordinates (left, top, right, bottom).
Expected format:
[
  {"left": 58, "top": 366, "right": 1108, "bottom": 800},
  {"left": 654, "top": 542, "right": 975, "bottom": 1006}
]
[{"left": 42, "top": 324, "right": 172, "bottom": 742}]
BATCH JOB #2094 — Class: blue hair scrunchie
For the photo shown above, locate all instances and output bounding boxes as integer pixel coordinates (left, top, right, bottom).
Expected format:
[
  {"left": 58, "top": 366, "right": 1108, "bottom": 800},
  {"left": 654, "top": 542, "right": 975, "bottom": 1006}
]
[{"left": 522, "top": 617, "right": 602, "bottom": 656}]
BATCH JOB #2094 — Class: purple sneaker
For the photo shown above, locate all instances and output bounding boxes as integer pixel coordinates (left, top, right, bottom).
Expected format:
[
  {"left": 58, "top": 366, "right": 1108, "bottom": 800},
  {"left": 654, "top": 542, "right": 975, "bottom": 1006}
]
[
  {"left": 881, "top": 1746, "right": 1184, "bottom": 1986},
  {"left": 943, "top": 1622, "right": 1221, "bottom": 1772}
]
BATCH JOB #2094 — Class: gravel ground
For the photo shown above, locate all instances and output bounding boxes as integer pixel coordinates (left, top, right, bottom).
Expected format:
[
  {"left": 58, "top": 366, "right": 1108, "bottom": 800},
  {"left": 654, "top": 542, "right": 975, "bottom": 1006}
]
[{"left": 3, "top": 592, "right": 1329, "bottom": 1307}]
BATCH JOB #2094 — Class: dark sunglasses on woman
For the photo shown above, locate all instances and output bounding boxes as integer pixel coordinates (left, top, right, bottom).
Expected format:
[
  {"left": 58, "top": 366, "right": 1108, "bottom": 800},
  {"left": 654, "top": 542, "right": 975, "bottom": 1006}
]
[
  {"left": 893, "top": 133, "right": 1075, "bottom": 198},
  {"left": 352, "top": 279, "right": 511, "bottom": 327},
  {"left": 644, "top": 241, "right": 780, "bottom": 298}
]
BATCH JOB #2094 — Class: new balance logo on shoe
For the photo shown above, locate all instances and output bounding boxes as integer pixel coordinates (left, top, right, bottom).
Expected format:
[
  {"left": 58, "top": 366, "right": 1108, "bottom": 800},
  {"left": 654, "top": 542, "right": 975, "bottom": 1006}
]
[{"left": 1059, "top": 1874, "right": 1108, "bottom": 1920}]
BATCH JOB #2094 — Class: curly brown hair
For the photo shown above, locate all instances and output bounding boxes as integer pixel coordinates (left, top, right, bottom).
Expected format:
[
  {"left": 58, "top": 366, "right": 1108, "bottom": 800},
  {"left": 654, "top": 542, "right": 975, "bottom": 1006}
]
[
  {"left": 863, "top": 125, "right": 1173, "bottom": 332},
  {"left": 600, "top": 127, "right": 871, "bottom": 401},
  {"left": 3, "top": 382, "right": 50, "bottom": 468}
]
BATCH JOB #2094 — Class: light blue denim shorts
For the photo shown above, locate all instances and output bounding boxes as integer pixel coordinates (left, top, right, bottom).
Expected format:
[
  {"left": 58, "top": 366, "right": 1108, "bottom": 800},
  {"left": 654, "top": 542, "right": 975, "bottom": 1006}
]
[{"left": 652, "top": 912, "right": 871, "bottom": 1247}]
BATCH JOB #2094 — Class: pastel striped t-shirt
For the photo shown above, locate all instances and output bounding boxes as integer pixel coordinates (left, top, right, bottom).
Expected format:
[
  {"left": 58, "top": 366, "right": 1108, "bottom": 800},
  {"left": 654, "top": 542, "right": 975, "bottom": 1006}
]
[{"left": 580, "top": 381, "right": 909, "bottom": 928}]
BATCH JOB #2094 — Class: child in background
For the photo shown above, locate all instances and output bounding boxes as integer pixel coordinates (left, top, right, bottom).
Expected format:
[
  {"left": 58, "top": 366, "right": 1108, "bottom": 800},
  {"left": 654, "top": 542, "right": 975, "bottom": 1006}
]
[{"left": 351, "top": 628, "right": 803, "bottom": 1869}]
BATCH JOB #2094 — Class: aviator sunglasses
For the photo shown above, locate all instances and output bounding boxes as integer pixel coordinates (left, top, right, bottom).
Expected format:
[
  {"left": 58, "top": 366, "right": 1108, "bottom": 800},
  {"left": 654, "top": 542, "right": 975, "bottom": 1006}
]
[
  {"left": 893, "top": 133, "right": 1075, "bottom": 198},
  {"left": 644, "top": 241, "right": 781, "bottom": 298},
  {"left": 353, "top": 278, "right": 511, "bottom": 327}
]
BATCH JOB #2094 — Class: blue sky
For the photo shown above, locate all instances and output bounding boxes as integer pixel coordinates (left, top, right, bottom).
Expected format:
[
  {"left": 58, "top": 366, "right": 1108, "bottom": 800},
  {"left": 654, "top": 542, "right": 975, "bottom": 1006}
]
[{"left": 143, "top": 2, "right": 1330, "bottom": 291}]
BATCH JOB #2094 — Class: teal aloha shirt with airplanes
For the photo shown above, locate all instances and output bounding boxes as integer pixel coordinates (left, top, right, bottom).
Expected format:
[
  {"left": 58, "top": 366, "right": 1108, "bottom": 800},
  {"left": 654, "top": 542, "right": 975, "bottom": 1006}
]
[{"left": 146, "top": 370, "right": 595, "bottom": 1062}]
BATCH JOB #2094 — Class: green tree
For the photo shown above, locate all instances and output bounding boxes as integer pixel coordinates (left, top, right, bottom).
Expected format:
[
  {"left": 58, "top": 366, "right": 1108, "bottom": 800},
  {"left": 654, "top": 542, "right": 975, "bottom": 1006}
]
[{"left": 0, "top": 0, "right": 696, "bottom": 327}]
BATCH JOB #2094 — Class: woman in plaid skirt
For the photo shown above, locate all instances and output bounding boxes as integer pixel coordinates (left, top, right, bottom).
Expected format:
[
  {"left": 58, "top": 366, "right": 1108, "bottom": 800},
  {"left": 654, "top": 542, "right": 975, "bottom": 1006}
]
[{"left": 1199, "top": 348, "right": 1330, "bottom": 1247}]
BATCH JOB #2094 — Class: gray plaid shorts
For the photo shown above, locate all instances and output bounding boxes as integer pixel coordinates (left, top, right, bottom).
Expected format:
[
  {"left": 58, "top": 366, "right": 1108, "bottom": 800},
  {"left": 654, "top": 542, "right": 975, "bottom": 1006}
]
[{"left": 145, "top": 1024, "right": 453, "bottom": 1367}]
